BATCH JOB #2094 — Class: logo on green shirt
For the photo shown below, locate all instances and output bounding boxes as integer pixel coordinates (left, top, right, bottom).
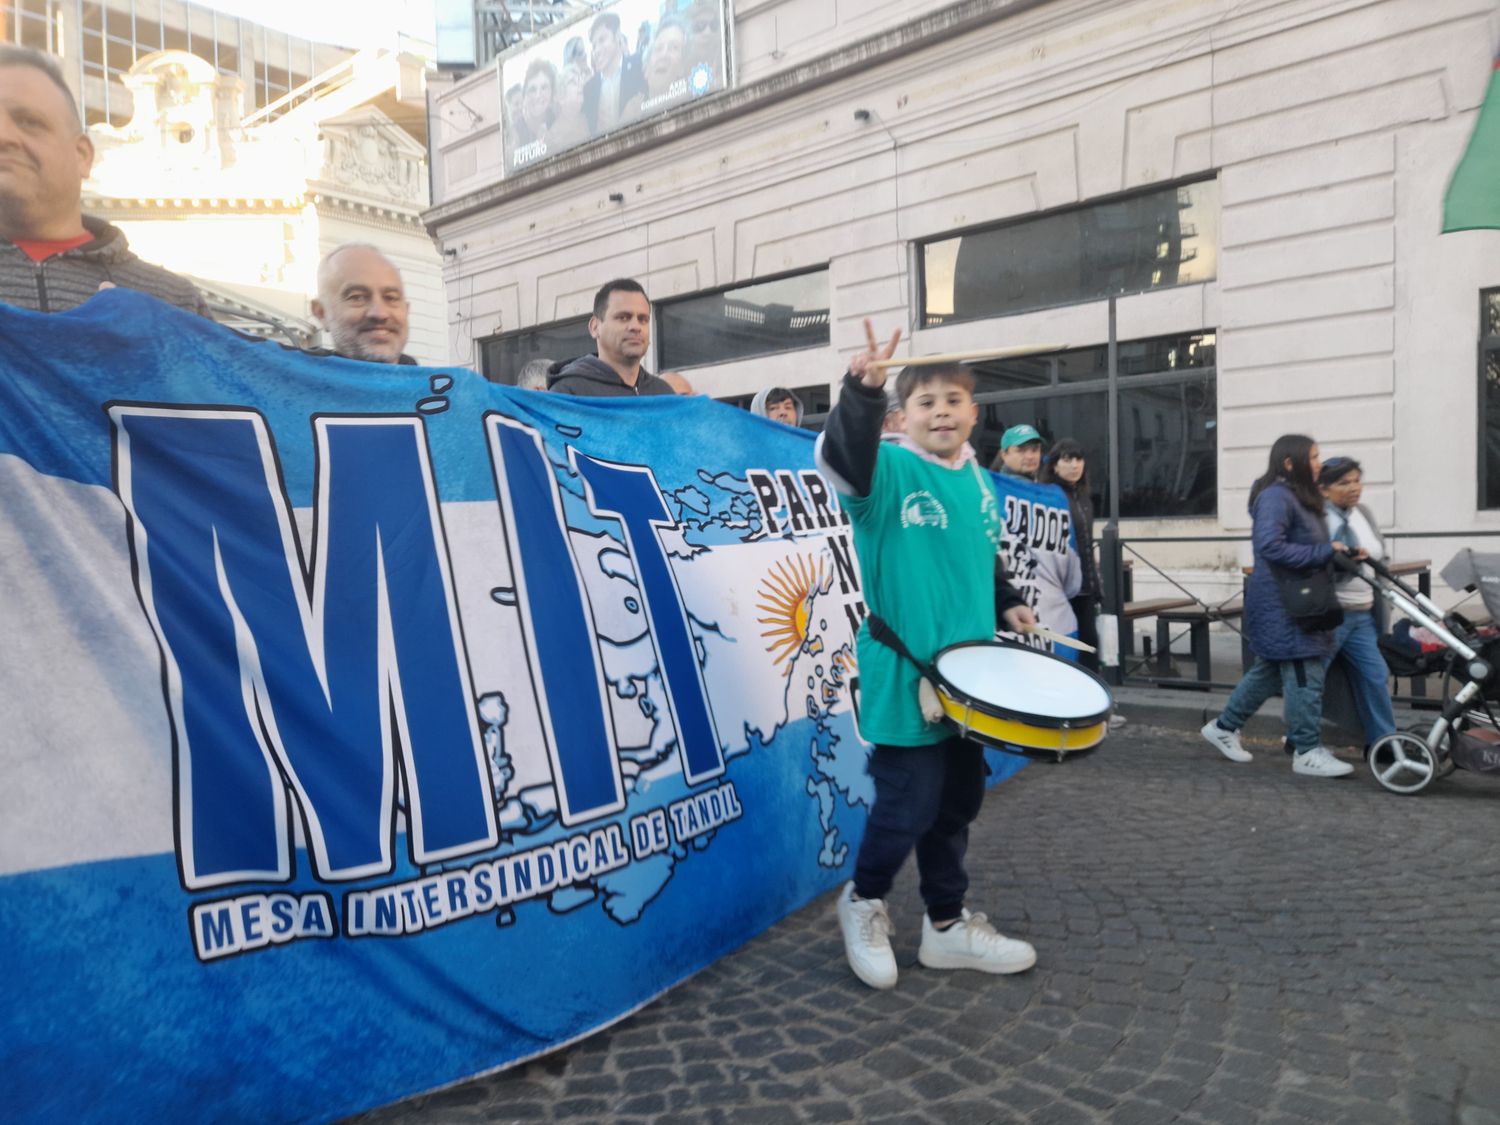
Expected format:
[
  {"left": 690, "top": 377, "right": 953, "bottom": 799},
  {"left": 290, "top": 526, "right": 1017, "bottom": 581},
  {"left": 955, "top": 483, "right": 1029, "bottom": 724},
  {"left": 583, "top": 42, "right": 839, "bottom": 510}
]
[{"left": 900, "top": 490, "right": 949, "bottom": 529}]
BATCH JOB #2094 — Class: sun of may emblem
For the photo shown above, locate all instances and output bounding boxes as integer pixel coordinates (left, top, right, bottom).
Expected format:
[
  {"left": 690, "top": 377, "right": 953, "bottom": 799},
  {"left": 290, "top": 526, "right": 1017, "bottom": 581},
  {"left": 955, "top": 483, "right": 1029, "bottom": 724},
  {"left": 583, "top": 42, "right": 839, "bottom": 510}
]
[{"left": 757, "top": 554, "right": 824, "bottom": 671}]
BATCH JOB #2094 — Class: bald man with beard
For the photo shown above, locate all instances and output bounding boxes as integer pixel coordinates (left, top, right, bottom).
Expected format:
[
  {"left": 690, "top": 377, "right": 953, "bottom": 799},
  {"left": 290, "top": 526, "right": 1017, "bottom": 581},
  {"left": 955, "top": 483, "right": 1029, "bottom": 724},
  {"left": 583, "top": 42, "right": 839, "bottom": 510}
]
[{"left": 310, "top": 243, "right": 415, "bottom": 364}]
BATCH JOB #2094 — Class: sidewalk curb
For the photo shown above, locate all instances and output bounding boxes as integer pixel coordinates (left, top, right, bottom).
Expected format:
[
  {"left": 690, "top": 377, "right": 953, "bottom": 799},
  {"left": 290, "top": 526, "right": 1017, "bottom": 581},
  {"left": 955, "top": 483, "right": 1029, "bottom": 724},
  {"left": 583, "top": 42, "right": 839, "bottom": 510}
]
[{"left": 1108, "top": 681, "right": 1425, "bottom": 745}]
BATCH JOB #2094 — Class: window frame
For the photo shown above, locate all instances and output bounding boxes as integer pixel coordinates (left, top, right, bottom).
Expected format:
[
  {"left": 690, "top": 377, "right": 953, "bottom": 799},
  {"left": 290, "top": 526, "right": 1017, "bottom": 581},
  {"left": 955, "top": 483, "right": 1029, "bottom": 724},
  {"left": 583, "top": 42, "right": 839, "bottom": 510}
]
[
  {"left": 654, "top": 266, "right": 831, "bottom": 371},
  {"left": 1479, "top": 288, "right": 1500, "bottom": 510},
  {"left": 969, "top": 331, "right": 1218, "bottom": 520},
  {"left": 917, "top": 175, "right": 1219, "bottom": 327},
  {"left": 478, "top": 313, "right": 594, "bottom": 385}
]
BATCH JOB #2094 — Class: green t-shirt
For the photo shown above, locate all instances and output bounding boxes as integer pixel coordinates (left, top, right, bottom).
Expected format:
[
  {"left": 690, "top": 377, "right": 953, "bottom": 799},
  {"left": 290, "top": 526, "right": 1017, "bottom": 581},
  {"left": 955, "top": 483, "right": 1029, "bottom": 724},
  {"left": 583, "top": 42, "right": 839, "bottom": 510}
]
[{"left": 846, "top": 445, "right": 1003, "bottom": 746}]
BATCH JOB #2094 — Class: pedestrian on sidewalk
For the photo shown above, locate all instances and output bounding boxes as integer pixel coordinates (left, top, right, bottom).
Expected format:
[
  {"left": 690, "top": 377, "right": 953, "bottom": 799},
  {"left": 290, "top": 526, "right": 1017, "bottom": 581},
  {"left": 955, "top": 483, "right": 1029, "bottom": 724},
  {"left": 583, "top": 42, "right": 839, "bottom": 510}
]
[
  {"left": 1201, "top": 434, "right": 1360, "bottom": 778},
  {"left": 814, "top": 320, "right": 1038, "bottom": 990},
  {"left": 1319, "top": 456, "right": 1397, "bottom": 750}
]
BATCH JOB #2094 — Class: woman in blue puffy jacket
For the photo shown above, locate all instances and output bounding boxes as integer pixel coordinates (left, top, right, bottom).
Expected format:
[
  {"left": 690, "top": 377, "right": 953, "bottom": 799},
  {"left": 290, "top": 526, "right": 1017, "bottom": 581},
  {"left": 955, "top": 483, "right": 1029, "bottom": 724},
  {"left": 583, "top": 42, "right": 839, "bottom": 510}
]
[{"left": 1200, "top": 435, "right": 1361, "bottom": 778}]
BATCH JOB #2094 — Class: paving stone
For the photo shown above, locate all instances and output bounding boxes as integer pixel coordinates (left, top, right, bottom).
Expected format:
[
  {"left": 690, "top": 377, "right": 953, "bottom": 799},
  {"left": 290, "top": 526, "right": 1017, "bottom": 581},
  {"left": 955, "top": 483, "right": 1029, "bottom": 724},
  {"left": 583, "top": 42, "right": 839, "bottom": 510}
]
[
  {"left": 908, "top": 1069, "right": 965, "bottom": 1101},
  {"left": 620, "top": 1066, "right": 678, "bottom": 1095},
  {"left": 724, "top": 1107, "right": 796, "bottom": 1125},
  {"left": 551, "top": 1097, "right": 610, "bottom": 1119},
  {"left": 1133, "top": 1077, "right": 1200, "bottom": 1112},
  {"left": 349, "top": 728, "right": 1500, "bottom": 1125},
  {"left": 560, "top": 1073, "right": 619, "bottom": 1098},
  {"left": 612, "top": 1093, "right": 667, "bottom": 1116},
  {"left": 801, "top": 1102, "right": 858, "bottom": 1124},
  {"left": 1086, "top": 1068, "right": 1149, "bottom": 1096},
  {"left": 767, "top": 1050, "right": 820, "bottom": 1075},
  {"left": 855, "top": 1090, "right": 918, "bottom": 1118}
]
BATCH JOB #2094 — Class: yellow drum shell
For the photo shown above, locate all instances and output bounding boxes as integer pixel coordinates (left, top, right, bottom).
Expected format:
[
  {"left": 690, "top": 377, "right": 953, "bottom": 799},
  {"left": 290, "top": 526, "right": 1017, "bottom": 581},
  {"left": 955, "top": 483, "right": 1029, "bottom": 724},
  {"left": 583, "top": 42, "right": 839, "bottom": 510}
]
[
  {"left": 930, "top": 640, "right": 1113, "bottom": 757},
  {"left": 935, "top": 692, "right": 1107, "bottom": 752}
]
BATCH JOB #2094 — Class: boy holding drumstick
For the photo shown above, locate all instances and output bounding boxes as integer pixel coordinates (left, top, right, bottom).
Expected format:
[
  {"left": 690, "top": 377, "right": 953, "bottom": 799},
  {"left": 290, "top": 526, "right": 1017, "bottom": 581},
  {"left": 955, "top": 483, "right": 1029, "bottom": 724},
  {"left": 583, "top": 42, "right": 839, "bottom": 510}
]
[{"left": 814, "top": 320, "right": 1038, "bottom": 990}]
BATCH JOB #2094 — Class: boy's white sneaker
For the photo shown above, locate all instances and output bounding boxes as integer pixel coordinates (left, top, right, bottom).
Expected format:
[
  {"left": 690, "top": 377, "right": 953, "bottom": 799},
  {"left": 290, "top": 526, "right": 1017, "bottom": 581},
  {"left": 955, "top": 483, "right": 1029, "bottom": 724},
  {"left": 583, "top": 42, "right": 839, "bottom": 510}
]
[
  {"left": 1292, "top": 745, "right": 1354, "bottom": 778},
  {"left": 918, "top": 910, "right": 1036, "bottom": 975},
  {"left": 837, "top": 883, "right": 897, "bottom": 990},
  {"left": 1201, "top": 719, "right": 1252, "bottom": 763}
]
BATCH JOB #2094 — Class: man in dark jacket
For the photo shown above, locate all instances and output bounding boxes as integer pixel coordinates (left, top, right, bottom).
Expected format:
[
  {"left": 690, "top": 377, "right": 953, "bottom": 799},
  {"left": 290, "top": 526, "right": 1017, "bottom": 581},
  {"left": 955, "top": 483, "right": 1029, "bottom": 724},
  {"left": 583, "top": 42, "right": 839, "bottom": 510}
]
[
  {"left": 548, "top": 278, "right": 674, "bottom": 397},
  {"left": 0, "top": 46, "right": 206, "bottom": 315},
  {"left": 582, "top": 12, "right": 645, "bottom": 135}
]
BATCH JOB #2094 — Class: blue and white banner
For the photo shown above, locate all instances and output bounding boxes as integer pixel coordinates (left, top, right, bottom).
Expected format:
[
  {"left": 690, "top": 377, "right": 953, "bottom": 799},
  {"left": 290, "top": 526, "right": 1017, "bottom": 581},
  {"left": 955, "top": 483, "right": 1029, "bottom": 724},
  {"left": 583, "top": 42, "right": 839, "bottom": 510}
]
[{"left": 0, "top": 292, "right": 1025, "bottom": 1123}]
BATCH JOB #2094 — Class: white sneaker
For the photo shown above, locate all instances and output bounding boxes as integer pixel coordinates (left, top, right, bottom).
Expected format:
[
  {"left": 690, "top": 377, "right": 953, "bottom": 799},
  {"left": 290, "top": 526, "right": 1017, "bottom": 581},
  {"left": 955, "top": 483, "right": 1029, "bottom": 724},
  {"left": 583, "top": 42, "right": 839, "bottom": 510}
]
[
  {"left": 1201, "top": 719, "right": 1252, "bottom": 763},
  {"left": 1292, "top": 745, "right": 1354, "bottom": 778},
  {"left": 1108, "top": 713, "right": 1128, "bottom": 730},
  {"left": 837, "top": 883, "right": 897, "bottom": 990},
  {"left": 918, "top": 910, "right": 1036, "bottom": 975}
]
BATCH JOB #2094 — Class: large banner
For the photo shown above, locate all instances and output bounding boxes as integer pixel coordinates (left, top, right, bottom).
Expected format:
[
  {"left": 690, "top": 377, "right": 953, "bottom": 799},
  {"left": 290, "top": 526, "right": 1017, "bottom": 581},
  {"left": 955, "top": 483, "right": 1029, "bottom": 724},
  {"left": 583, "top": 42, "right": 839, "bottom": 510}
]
[
  {"left": 501, "top": 0, "right": 728, "bottom": 174},
  {"left": 0, "top": 292, "right": 1026, "bottom": 1123}
]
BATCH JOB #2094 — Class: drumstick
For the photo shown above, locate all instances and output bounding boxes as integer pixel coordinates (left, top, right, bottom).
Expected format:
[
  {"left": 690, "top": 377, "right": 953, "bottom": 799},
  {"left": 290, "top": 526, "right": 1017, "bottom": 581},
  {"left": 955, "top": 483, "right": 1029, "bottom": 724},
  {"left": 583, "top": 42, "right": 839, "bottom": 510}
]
[
  {"left": 867, "top": 344, "right": 1066, "bottom": 370},
  {"left": 1023, "top": 624, "right": 1097, "bottom": 654}
]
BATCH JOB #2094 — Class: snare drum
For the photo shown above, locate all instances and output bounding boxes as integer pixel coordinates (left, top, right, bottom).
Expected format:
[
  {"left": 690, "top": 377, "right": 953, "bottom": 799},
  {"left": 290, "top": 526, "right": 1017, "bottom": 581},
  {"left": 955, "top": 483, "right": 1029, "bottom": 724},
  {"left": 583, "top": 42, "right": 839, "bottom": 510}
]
[{"left": 930, "top": 640, "right": 1113, "bottom": 759}]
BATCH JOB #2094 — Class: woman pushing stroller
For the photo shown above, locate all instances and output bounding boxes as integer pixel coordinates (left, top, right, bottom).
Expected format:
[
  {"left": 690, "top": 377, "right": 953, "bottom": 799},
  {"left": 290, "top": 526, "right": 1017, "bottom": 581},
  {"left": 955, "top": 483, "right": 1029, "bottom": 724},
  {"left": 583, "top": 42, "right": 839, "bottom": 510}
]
[
  {"left": 1319, "top": 456, "right": 1398, "bottom": 752},
  {"left": 1201, "top": 435, "right": 1364, "bottom": 778}
]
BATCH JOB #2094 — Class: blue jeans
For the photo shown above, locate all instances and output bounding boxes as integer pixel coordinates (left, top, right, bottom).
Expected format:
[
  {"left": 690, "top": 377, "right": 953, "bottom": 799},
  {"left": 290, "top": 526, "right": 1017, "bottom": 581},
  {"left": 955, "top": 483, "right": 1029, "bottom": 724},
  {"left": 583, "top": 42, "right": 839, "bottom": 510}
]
[
  {"left": 853, "top": 736, "right": 985, "bottom": 923},
  {"left": 1219, "top": 656, "right": 1326, "bottom": 752},
  {"left": 1330, "top": 609, "right": 1397, "bottom": 743}
]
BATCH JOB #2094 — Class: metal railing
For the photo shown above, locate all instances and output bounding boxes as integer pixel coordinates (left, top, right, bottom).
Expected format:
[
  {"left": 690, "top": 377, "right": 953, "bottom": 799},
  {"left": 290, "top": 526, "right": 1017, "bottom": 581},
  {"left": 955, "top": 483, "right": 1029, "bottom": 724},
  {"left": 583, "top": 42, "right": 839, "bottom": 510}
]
[
  {"left": 1096, "top": 525, "right": 1500, "bottom": 698},
  {"left": 1098, "top": 527, "right": 1249, "bottom": 690}
]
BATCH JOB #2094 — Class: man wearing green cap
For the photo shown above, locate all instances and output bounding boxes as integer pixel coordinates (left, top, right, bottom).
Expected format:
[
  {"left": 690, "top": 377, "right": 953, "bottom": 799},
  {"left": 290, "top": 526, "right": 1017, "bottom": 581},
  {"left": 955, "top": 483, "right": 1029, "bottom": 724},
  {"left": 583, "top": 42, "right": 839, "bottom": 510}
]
[{"left": 993, "top": 423, "right": 1044, "bottom": 480}]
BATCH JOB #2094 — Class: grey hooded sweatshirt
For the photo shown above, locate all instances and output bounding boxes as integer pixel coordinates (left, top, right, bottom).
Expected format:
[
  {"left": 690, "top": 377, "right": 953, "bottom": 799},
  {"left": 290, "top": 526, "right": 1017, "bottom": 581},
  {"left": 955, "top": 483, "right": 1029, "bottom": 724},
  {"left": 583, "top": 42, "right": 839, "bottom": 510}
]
[
  {"left": 547, "top": 354, "right": 674, "bottom": 397},
  {"left": 749, "top": 387, "right": 804, "bottom": 424}
]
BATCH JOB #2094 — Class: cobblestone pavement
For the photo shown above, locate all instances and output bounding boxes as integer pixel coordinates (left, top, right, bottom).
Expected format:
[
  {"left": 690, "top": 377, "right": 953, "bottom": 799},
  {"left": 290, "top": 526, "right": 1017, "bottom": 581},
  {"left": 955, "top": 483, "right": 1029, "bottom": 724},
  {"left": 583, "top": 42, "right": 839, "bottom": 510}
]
[{"left": 354, "top": 727, "right": 1500, "bottom": 1125}]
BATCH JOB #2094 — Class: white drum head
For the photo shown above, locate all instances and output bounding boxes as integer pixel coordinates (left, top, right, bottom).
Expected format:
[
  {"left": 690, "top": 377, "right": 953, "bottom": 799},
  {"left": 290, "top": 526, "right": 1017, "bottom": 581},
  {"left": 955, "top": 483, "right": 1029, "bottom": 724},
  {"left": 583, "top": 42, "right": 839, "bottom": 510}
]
[{"left": 934, "top": 644, "right": 1111, "bottom": 722}]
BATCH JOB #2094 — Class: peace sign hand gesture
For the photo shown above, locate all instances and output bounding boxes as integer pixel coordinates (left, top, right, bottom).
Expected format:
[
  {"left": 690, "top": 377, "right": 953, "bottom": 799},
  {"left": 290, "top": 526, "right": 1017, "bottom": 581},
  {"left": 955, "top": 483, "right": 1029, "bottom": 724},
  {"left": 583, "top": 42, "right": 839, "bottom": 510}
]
[{"left": 849, "top": 318, "right": 903, "bottom": 389}]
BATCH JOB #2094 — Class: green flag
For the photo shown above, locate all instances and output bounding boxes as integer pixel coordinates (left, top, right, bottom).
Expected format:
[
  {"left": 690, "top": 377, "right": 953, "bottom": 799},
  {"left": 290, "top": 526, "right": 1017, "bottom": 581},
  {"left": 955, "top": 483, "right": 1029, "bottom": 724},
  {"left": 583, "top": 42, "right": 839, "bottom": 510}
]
[{"left": 1444, "top": 50, "right": 1500, "bottom": 233}]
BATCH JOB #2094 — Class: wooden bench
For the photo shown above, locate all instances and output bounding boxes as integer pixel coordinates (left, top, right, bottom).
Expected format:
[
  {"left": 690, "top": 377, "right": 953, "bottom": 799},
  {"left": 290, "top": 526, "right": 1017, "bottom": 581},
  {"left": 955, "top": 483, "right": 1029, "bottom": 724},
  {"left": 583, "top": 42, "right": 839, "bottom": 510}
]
[
  {"left": 1386, "top": 558, "right": 1432, "bottom": 599},
  {"left": 1154, "top": 599, "right": 1245, "bottom": 683},
  {"left": 1118, "top": 598, "right": 1197, "bottom": 657}
]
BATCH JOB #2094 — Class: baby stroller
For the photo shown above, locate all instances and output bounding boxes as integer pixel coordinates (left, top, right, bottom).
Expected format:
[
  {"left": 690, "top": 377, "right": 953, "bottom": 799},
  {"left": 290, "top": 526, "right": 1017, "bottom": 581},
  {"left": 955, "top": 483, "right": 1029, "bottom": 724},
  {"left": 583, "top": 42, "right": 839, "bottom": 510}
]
[{"left": 1348, "top": 550, "right": 1500, "bottom": 795}]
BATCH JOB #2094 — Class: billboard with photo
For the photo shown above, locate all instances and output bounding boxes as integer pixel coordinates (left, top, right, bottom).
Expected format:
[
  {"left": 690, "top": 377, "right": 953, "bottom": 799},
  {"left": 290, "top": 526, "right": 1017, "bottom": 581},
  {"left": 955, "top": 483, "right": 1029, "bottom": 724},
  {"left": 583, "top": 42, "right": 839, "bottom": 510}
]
[{"left": 499, "top": 0, "right": 728, "bottom": 174}]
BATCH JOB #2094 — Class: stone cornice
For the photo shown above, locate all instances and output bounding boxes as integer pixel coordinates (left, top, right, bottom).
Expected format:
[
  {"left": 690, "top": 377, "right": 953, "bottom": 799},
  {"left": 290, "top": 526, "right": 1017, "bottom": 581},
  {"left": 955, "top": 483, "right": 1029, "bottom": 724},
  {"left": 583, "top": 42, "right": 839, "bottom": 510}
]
[
  {"left": 423, "top": 0, "right": 1051, "bottom": 232},
  {"left": 310, "top": 191, "right": 428, "bottom": 230},
  {"left": 83, "top": 195, "right": 304, "bottom": 216}
]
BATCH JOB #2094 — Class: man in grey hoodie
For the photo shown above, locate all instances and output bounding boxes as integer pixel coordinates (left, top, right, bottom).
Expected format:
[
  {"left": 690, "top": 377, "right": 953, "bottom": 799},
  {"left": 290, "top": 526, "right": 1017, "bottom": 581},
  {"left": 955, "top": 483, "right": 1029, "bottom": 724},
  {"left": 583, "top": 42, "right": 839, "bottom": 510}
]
[{"left": 547, "top": 278, "right": 674, "bottom": 396}]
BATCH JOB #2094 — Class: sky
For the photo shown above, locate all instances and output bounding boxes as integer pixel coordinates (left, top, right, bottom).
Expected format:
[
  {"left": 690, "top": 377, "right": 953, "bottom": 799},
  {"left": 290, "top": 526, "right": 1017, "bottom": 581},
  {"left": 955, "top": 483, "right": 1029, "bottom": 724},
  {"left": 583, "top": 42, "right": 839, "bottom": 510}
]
[{"left": 197, "top": 0, "right": 437, "bottom": 51}]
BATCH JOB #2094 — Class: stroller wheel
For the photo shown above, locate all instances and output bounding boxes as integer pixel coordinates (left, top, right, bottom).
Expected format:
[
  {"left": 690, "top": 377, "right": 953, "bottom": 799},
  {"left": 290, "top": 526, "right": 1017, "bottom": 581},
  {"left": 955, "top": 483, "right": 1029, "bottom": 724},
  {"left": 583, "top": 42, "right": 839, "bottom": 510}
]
[{"left": 1367, "top": 733, "right": 1440, "bottom": 795}]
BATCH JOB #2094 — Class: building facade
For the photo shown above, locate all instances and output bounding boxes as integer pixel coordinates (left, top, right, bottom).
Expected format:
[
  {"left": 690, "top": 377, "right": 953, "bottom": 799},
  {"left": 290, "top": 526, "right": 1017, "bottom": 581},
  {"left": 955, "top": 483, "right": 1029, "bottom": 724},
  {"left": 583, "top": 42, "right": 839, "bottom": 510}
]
[
  {"left": 5, "top": 3, "right": 455, "bottom": 363},
  {"left": 2, "top": 0, "right": 351, "bottom": 126},
  {"left": 79, "top": 44, "right": 455, "bottom": 363},
  {"left": 424, "top": 0, "right": 1500, "bottom": 574}
]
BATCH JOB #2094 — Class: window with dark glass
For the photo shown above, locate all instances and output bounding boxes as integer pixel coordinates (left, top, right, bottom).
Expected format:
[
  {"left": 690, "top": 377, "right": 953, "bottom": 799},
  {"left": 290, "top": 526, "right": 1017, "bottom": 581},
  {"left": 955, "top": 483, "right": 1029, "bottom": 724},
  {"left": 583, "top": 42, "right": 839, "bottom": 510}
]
[
  {"left": 970, "top": 332, "right": 1218, "bottom": 519},
  {"left": 656, "top": 269, "right": 830, "bottom": 369},
  {"left": 1481, "top": 290, "right": 1500, "bottom": 509},
  {"left": 479, "top": 316, "right": 594, "bottom": 385},
  {"left": 920, "top": 179, "right": 1219, "bottom": 326}
]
